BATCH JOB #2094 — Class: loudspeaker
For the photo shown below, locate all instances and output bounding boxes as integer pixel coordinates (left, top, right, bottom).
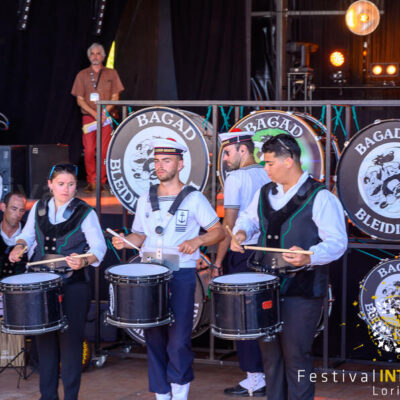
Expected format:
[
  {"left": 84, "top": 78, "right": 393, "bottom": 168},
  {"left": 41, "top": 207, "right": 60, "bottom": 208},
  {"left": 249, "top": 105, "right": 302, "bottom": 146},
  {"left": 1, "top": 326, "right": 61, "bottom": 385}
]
[
  {"left": 0, "top": 146, "right": 27, "bottom": 200},
  {"left": 27, "top": 144, "right": 69, "bottom": 198}
]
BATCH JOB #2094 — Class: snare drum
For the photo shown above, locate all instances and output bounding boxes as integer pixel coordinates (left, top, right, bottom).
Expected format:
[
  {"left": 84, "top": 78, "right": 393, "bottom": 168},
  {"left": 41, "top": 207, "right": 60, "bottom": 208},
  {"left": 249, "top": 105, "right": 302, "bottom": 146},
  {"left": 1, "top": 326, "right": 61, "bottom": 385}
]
[
  {"left": 105, "top": 263, "right": 173, "bottom": 329},
  {"left": 210, "top": 272, "right": 282, "bottom": 341},
  {"left": 0, "top": 272, "right": 66, "bottom": 335}
]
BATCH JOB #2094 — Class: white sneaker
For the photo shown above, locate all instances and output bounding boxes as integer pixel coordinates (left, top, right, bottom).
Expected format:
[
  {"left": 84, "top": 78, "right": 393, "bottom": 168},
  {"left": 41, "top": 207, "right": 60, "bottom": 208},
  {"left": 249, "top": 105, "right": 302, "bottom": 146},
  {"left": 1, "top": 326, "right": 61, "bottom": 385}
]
[
  {"left": 171, "top": 382, "right": 190, "bottom": 400},
  {"left": 155, "top": 393, "right": 171, "bottom": 400},
  {"left": 239, "top": 372, "right": 266, "bottom": 396}
]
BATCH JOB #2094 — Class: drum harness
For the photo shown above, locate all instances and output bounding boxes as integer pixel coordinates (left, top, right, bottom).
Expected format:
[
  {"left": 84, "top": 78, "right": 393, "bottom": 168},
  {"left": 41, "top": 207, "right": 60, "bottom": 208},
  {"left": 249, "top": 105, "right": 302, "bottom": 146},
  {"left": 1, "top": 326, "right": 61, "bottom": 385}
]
[{"left": 146, "top": 184, "right": 197, "bottom": 271}]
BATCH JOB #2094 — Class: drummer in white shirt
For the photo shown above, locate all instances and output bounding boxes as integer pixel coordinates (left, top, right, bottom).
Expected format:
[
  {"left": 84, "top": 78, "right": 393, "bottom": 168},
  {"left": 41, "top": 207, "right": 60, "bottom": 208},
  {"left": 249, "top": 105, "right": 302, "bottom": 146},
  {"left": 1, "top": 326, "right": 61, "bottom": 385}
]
[
  {"left": 9, "top": 163, "right": 106, "bottom": 400},
  {"left": 112, "top": 138, "right": 224, "bottom": 400},
  {"left": 230, "top": 134, "right": 347, "bottom": 400},
  {"left": 214, "top": 129, "right": 270, "bottom": 397}
]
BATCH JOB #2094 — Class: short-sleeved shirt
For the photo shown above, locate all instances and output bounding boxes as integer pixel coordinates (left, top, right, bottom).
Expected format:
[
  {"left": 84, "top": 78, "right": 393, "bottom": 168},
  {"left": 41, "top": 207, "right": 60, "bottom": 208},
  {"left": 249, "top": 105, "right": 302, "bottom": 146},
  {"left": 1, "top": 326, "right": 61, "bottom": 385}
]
[
  {"left": 71, "top": 66, "right": 124, "bottom": 114},
  {"left": 132, "top": 189, "right": 219, "bottom": 268},
  {"left": 224, "top": 164, "right": 270, "bottom": 244}
]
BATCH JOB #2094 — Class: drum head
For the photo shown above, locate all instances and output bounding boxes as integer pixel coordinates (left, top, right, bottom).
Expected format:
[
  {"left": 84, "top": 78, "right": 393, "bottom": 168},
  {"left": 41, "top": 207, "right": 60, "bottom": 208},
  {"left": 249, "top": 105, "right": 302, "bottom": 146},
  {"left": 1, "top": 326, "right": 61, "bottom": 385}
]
[
  {"left": 359, "top": 258, "right": 400, "bottom": 352},
  {"left": 108, "top": 263, "right": 169, "bottom": 277},
  {"left": 1, "top": 272, "right": 59, "bottom": 285},
  {"left": 336, "top": 119, "right": 400, "bottom": 241},
  {"left": 217, "top": 110, "right": 324, "bottom": 187},
  {"left": 106, "top": 106, "right": 210, "bottom": 213},
  {"left": 213, "top": 272, "right": 276, "bottom": 284}
]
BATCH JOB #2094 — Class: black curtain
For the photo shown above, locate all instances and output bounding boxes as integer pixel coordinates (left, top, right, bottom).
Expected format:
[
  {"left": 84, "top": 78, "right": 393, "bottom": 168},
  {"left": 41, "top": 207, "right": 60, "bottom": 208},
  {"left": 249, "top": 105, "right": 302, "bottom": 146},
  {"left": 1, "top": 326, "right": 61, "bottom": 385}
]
[
  {"left": 0, "top": 0, "right": 126, "bottom": 164},
  {"left": 170, "top": 0, "right": 248, "bottom": 100}
]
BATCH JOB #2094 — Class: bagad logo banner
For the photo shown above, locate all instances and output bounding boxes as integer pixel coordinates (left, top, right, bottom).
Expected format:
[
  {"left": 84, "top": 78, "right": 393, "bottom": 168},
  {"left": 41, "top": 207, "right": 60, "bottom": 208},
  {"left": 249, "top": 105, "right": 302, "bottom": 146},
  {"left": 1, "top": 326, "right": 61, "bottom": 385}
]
[
  {"left": 217, "top": 110, "right": 324, "bottom": 186},
  {"left": 337, "top": 119, "right": 400, "bottom": 241},
  {"left": 106, "top": 107, "right": 210, "bottom": 213}
]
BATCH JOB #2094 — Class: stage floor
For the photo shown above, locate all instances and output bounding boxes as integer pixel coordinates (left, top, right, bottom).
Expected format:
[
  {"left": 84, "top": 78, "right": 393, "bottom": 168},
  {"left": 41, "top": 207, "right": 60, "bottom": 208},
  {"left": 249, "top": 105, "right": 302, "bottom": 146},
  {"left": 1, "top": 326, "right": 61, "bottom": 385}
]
[{"left": 0, "top": 351, "right": 398, "bottom": 400}]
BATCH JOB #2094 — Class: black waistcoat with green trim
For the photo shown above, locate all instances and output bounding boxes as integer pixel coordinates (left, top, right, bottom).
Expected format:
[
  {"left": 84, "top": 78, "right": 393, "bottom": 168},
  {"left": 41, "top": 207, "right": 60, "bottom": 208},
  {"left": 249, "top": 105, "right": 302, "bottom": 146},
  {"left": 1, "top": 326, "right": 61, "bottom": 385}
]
[
  {"left": 33, "top": 198, "right": 92, "bottom": 261},
  {"left": 0, "top": 232, "right": 27, "bottom": 279},
  {"left": 256, "top": 177, "right": 327, "bottom": 298}
]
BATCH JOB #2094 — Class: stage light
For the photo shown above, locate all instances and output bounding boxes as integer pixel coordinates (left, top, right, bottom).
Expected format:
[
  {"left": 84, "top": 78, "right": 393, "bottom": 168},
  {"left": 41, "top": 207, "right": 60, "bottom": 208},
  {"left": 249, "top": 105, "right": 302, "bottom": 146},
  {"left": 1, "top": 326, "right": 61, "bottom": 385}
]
[
  {"left": 329, "top": 51, "right": 345, "bottom": 68},
  {"left": 371, "top": 65, "right": 382, "bottom": 75},
  {"left": 387, "top": 65, "right": 397, "bottom": 76},
  {"left": 17, "top": 0, "right": 32, "bottom": 31},
  {"left": 370, "top": 63, "right": 399, "bottom": 78},
  {"left": 346, "top": 1, "right": 380, "bottom": 36},
  {"left": 93, "top": 0, "right": 107, "bottom": 36}
]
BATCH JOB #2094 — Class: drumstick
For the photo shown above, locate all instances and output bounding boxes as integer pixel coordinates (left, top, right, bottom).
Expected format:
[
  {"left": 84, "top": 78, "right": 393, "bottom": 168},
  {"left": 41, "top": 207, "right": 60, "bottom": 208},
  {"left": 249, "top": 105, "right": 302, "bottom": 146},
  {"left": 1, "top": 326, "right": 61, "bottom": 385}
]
[
  {"left": 106, "top": 228, "right": 141, "bottom": 251},
  {"left": 16, "top": 245, "right": 28, "bottom": 258},
  {"left": 26, "top": 253, "right": 94, "bottom": 267},
  {"left": 225, "top": 225, "right": 245, "bottom": 254},
  {"left": 243, "top": 245, "right": 314, "bottom": 255}
]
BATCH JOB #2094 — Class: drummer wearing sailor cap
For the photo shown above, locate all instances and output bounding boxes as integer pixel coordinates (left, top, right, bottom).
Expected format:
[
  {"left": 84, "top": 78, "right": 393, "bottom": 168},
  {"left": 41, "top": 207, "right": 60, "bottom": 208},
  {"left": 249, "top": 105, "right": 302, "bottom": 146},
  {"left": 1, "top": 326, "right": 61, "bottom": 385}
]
[
  {"left": 112, "top": 137, "right": 224, "bottom": 400},
  {"left": 215, "top": 128, "right": 270, "bottom": 397}
]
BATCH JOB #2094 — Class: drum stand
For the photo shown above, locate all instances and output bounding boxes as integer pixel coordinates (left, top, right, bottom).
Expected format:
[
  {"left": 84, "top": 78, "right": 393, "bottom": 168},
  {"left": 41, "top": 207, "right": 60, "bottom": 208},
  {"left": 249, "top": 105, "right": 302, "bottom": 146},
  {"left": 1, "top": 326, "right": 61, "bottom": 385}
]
[{"left": 0, "top": 336, "right": 35, "bottom": 387}]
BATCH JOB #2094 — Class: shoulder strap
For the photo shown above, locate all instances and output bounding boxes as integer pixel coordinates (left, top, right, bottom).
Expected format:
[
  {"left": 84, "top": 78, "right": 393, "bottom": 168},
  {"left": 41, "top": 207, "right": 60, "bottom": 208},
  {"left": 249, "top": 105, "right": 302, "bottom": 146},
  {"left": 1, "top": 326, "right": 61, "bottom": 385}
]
[{"left": 149, "top": 184, "right": 197, "bottom": 215}]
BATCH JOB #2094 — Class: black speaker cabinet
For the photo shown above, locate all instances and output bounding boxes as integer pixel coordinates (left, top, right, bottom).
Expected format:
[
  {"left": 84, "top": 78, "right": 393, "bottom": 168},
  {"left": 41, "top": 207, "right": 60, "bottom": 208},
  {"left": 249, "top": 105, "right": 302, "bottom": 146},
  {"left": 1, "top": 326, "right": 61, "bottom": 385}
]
[
  {"left": 0, "top": 146, "right": 27, "bottom": 200},
  {"left": 28, "top": 144, "right": 69, "bottom": 198}
]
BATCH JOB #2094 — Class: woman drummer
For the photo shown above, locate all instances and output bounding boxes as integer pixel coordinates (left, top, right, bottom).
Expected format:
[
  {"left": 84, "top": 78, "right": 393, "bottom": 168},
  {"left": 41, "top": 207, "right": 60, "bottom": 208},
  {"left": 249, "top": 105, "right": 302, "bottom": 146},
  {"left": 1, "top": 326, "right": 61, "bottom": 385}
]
[{"left": 9, "top": 163, "right": 107, "bottom": 400}]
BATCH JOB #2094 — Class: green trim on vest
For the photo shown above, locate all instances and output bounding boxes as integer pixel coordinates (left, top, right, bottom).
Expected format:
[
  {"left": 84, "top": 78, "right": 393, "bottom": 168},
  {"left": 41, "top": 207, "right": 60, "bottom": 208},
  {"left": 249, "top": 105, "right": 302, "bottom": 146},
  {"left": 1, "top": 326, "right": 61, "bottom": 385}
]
[
  {"left": 280, "top": 186, "right": 324, "bottom": 248},
  {"left": 35, "top": 217, "right": 45, "bottom": 256},
  {"left": 258, "top": 192, "right": 267, "bottom": 254},
  {"left": 57, "top": 207, "right": 93, "bottom": 253}
]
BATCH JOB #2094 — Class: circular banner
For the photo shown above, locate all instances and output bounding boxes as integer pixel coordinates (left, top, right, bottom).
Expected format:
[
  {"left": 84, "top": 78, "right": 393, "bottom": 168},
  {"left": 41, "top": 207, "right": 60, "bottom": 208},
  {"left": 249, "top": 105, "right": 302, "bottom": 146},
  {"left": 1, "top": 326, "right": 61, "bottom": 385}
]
[
  {"left": 106, "top": 107, "right": 210, "bottom": 213},
  {"left": 359, "top": 258, "right": 400, "bottom": 353},
  {"left": 217, "top": 110, "right": 324, "bottom": 187},
  {"left": 336, "top": 119, "right": 400, "bottom": 241}
]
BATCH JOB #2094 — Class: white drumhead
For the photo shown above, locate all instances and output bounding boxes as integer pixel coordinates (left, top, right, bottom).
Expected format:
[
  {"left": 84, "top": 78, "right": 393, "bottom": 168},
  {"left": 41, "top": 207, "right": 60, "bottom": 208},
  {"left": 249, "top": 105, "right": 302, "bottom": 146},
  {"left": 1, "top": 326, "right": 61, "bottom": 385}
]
[
  {"left": 1, "top": 272, "right": 59, "bottom": 285},
  {"left": 214, "top": 273, "right": 276, "bottom": 284},
  {"left": 108, "top": 263, "right": 169, "bottom": 277}
]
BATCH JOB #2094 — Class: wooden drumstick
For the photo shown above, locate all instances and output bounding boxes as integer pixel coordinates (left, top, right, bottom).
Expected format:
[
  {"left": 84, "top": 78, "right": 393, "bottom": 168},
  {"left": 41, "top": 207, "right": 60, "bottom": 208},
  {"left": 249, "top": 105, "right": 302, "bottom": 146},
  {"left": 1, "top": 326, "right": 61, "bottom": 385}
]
[
  {"left": 26, "top": 253, "right": 94, "bottom": 267},
  {"left": 16, "top": 245, "right": 28, "bottom": 258},
  {"left": 243, "top": 245, "right": 314, "bottom": 255},
  {"left": 106, "top": 228, "right": 141, "bottom": 251},
  {"left": 225, "top": 225, "right": 245, "bottom": 254}
]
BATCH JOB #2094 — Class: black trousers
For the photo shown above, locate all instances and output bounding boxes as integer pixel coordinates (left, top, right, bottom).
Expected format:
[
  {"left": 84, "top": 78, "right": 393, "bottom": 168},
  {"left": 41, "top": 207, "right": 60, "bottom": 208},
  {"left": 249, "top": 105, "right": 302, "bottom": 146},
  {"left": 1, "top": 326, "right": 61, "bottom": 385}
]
[
  {"left": 258, "top": 296, "right": 323, "bottom": 400},
  {"left": 225, "top": 250, "right": 264, "bottom": 373},
  {"left": 35, "top": 281, "right": 90, "bottom": 400}
]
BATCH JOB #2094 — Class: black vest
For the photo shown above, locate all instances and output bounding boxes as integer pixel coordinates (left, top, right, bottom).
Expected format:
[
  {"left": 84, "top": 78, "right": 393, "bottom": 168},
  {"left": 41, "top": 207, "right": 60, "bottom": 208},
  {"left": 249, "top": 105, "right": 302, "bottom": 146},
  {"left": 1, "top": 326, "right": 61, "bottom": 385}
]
[
  {"left": 33, "top": 198, "right": 93, "bottom": 282},
  {"left": 255, "top": 177, "right": 328, "bottom": 298},
  {"left": 0, "top": 229, "right": 27, "bottom": 279}
]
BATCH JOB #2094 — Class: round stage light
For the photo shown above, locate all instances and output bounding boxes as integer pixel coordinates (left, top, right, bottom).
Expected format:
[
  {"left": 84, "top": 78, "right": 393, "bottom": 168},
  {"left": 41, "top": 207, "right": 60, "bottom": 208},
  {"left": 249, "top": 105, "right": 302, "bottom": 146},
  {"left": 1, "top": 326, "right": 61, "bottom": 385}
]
[
  {"left": 329, "top": 51, "right": 345, "bottom": 68},
  {"left": 345, "top": 0, "right": 380, "bottom": 36},
  {"left": 372, "top": 65, "right": 383, "bottom": 75},
  {"left": 386, "top": 65, "right": 397, "bottom": 75}
]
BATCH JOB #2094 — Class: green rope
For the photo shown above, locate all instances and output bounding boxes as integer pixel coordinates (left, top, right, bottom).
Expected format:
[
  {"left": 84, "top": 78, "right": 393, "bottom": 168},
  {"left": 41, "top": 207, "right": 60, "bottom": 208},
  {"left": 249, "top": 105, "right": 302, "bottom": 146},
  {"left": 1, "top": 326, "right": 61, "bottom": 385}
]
[
  {"left": 332, "top": 105, "right": 346, "bottom": 136},
  {"left": 319, "top": 105, "right": 326, "bottom": 126},
  {"left": 355, "top": 239, "right": 395, "bottom": 258},
  {"left": 354, "top": 248, "right": 382, "bottom": 261},
  {"left": 106, "top": 236, "right": 120, "bottom": 261},
  {"left": 128, "top": 106, "right": 133, "bottom": 115},
  {"left": 203, "top": 106, "right": 212, "bottom": 131},
  {"left": 219, "top": 106, "right": 234, "bottom": 132},
  {"left": 103, "top": 106, "right": 119, "bottom": 129},
  {"left": 351, "top": 106, "right": 360, "bottom": 132},
  {"left": 240, "top": 106, "right": 244, "bottom": 120}
]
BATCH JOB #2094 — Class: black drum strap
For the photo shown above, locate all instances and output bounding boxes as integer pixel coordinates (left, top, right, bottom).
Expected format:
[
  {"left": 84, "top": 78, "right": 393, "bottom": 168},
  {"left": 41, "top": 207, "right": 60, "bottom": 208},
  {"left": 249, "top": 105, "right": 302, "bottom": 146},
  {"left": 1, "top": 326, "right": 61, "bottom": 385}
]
[{"left": 149, "top": 184, "right": 197, "bottom": 215}]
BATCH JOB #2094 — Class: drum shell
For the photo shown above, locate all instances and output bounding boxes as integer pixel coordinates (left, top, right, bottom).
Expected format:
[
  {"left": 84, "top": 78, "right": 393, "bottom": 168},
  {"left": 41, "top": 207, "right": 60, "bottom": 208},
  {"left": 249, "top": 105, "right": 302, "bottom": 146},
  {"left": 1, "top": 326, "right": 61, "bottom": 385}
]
[
  {"left": 0, "top": 274, "right": 64, "bottom": 335},
  {"left": 105, "top": 265, "right": 173, "bottom": 328},
  {"left": 210, "top": 274, "right": 281, "bottom": 340}
]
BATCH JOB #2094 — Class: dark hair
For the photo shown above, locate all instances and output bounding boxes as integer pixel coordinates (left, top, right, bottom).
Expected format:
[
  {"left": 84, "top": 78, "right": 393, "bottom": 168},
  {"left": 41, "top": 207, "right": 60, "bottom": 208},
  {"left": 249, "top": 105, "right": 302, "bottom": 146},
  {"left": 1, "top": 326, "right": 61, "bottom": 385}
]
[
  {"left": 261, "top": 134, "right": 301, "bottom": 163},
  {"left": 235, "top": 140, "right": 255, "bottom": 154},
  {"left": 3, "top": 191, "right": 26, "bottom": 206},
  {"left": 48, "top": 164, "right": 78, "bottom": 181}
]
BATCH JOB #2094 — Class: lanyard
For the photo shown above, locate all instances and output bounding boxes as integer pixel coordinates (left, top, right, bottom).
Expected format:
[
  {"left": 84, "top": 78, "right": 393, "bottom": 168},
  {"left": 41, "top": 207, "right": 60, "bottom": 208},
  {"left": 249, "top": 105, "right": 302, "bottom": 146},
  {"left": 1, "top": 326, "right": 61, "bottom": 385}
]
[
  {"left": 89, "top": 69, "right": 103, "bottom": 90},
  {"left": 148, "top": 185, "right": 196, "bottom": 260}
]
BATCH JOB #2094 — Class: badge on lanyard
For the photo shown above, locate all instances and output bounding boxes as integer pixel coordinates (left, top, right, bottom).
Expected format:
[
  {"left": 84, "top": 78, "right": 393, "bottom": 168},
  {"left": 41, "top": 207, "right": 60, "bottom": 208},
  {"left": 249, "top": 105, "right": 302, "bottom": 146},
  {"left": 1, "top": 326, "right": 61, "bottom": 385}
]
[{"left": 90, "top": 92, "right": 100, "bottom": 102}]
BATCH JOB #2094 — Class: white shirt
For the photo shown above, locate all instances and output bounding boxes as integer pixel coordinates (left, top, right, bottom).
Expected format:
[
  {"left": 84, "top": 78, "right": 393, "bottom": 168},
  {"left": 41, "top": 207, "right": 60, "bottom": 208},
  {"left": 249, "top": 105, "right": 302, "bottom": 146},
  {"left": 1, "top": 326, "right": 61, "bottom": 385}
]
[
  {"left": 132, "top": 189, "right": 219, "bottom": 268},
  {"left": 1, "top": 222, "right": 22, "bottom": 246},
  {"left": 234, "top": 171, "right": 348, "bottom": 265},
  {"left": 17, "top": 198, "right": 107, "bottom": 267},
  {"left": 224, "top": 164, "right": 270, "bottom": 245}
]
